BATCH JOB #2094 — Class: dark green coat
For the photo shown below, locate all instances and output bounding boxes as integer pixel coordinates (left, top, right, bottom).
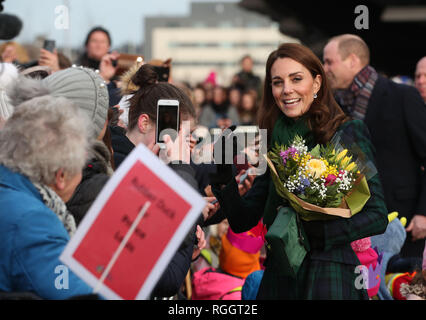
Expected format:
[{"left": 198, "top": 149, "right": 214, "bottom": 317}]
[{"left": 212, "top": 119, "right": 388, "bottom": 299}]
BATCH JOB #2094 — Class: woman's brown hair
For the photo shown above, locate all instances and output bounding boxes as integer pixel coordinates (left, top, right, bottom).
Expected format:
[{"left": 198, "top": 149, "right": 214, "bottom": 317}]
[
  {"left": 127, "top": 64, "right": 196, "bottom": 131},
  {"left": 258, "top": 43, "right": 349, "bottom": 145}
]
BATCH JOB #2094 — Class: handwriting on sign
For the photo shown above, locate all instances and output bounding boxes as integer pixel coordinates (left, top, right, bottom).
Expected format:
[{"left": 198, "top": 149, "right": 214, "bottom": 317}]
[
  {"left": 131, "top": 175, "right": 176, "bottom": 220},
  {"left": 121, "top": 214, "right": 146, "bottom": 239},
  {"left": 131, "top": 177, "right": 157, "bottom": 202},
  {"left": 156, "top": 199, "right": 176, "bottom": 219},
  {"left": 114, "top": 231, "right": 135, "bottom": 253}
]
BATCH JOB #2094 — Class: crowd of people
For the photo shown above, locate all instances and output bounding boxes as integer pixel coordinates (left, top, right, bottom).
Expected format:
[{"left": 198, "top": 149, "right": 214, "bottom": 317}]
[{"left": 0, "top": 24, "right": 425, "bottom": 301}]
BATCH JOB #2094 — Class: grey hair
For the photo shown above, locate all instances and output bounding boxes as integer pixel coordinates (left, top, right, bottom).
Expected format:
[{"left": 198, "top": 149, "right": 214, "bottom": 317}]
[{"left": 0, "top": 95, "right": 93, "bottom": 185}]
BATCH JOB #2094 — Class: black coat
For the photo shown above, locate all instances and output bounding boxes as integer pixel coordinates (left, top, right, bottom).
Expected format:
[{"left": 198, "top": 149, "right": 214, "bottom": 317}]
[
  {"left": 110, "top": 125, "right": 134, "bottom": 169},
  {"left": 67, "top": 141, "right": 113, "bottom": 226},
  {"left": 353, "top": 75, "right": 426, "bottom": 257}
]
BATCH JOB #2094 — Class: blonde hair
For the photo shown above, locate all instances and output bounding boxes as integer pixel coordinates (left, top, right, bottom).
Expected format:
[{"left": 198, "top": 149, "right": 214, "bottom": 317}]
[{"left": 329, "top": 34, "right": 370, "bottom": 66}]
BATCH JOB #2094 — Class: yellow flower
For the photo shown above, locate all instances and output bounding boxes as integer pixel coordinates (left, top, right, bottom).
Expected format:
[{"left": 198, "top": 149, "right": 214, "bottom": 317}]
[
  {"left": 307, "top": 159, "right": 327, "bottom": 179},
  {"left": 325, "top": 164, "right": 339, "bottom": 176},
  {"left": 299, "top": 154, "right": 311, "bottom": 168},
  {"left": 340, "top": 156, "right": 352, "bottom": 168},
  {"left": 345, "top": 162, "right": 357, "bottom": 171},
  {"left": 335, "top": 149, "right": 348, "bottom": 162}
]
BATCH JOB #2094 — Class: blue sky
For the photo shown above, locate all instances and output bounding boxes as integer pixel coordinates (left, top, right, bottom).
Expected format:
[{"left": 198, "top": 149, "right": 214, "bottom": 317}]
[{"left": 3, "top": 0, "right": 237, "bottom": 49}]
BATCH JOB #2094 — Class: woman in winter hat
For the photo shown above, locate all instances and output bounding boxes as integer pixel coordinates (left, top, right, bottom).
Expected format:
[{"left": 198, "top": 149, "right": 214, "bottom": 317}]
[
  {"left": 42, "top": 66, "right": 109, "bottom": 139},
  {"left": 43, "top": 67, "right": 113, "bottom": 224},
  {"left": 8, "top": 66, "right": 112, "bottom": 225}
]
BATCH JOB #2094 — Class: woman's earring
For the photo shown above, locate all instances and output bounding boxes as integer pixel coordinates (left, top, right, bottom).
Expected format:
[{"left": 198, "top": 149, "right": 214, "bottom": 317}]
[{"left": 314, "top": 93, "right": 318, "bottom": 99}]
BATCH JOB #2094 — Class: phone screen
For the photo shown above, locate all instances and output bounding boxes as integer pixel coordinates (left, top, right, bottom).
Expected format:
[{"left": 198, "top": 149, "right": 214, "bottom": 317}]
[
  {"left": 157, "top": 104, "right": 179, "bottom": 143},
  {"left": 43, "top": 40, "right": 56, "bottom": 53}
]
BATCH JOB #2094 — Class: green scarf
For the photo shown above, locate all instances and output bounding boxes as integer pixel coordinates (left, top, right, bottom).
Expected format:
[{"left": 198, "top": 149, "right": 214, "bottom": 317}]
[{"left": 263, "top": 114, "right": 315, "bottom": 228}]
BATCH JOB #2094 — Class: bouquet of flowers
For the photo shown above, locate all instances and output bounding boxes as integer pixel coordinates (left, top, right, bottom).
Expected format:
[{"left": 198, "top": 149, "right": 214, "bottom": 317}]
[
  {"left": 265, "top": 133, "right": 377, "bottom": 277},
  {"left": 266, "top": 135, "right": 372, "bottom": 221}
]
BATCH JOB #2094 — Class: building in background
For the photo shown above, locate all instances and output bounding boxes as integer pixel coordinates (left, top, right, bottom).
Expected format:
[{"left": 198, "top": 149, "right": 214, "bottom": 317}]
[{"left": 144, "top": 1, "right": 298, "bottom": 86}]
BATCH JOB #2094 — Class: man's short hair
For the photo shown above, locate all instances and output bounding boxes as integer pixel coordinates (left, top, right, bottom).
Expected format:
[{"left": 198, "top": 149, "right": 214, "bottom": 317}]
[{"left": 329, "top": 34, "right": 370, "bottom": 66}]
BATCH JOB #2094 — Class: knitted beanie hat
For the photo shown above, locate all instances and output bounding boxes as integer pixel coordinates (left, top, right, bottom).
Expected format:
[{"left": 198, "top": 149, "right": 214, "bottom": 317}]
[
  {"left": 219, "top": 223, "right": 264, "bottom": 279},
  {"left": 42, "top": 66, "right": 108, "bottom": 138},
  {"left": 219, "top": 234, "right": 261, "bottom": 279}
]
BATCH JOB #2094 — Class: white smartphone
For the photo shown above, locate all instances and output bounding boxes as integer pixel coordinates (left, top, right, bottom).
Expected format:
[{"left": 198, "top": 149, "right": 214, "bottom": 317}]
[{"left": 156, "top": 99, "right": 180, "bottom": 148}]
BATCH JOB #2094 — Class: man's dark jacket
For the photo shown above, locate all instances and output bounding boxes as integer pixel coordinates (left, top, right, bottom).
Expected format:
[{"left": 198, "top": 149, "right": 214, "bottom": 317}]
[{"left": 352, "top": 75, "right": 426, "bottom": 257}]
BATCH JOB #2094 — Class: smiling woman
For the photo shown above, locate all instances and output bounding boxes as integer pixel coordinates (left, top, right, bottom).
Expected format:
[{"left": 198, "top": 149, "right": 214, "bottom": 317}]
[
  {"left": 208, "top": 42, "right": 389, "bottom": 300},
  {"left": 270, "top": 57, "right": 321, "bottom": 119},
  {"left": 259, "top": 43, "right": 348, "bottom": 146}
]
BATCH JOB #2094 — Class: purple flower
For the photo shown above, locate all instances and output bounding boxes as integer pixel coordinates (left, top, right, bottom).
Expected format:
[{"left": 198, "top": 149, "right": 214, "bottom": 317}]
[
  {"left": 295, "top": 177, "right": 310, "bottom": 195},
  {"left": 280, "top": 147, "right": 298, "bottom": 166},
  {"left": 300, "top": 178, "right": 310, "bottom": 187}
]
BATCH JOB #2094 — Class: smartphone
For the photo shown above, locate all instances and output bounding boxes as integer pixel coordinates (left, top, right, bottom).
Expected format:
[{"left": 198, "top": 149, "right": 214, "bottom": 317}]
[
  {"left": 239, "top": 168, "right": 253, "bottom": 185},
  {"left": 43, "top": 39, "right": 56, "bottom": 53},
  {"left": 156, "top": 99, "right": 179, "bottom": 148}
]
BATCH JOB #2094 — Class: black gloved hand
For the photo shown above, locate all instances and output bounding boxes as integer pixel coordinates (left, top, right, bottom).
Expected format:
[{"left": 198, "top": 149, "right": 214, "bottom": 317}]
[{"left": 209, "top": 125, "right": 241, "bottom": 187}]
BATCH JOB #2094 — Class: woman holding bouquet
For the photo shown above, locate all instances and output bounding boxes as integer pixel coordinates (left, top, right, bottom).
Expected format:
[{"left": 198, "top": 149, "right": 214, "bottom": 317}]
[{"left": 208, "top": 43, "right": 388, "bottom": 299}]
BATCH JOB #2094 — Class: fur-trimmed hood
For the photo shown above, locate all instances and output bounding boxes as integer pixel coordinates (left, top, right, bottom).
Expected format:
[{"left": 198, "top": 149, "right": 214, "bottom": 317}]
[{"left": 119, "top": 63, "right": 141, "bottom": 96}]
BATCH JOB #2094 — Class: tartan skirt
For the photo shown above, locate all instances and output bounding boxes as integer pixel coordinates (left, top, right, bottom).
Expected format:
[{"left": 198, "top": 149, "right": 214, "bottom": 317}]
[{"left": 256, "top": 252, "right": 369, "bottom": 300}]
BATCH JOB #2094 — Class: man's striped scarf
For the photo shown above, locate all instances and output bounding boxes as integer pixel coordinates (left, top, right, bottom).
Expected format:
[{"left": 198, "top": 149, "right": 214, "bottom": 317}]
[{"left": 335, "top": 65, "right": 378, "bottom": 120}]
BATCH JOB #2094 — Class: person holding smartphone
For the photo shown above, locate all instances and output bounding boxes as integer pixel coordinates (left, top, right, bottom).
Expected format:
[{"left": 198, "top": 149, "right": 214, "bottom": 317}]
[
  {"left": 110, "top": 63, "right": 214, "bottom": 298},
  {"left": 111, "top": 64, "right": 196, "bottom": 169},
  {"left": 75, "top": 27, "right": 120, "bottom": 84},
  {"left": 77, "top": 26, "right": 112, "bottom": 70},
  {"left": 36, "top": 39, "right": 72, "bottom": 74},
  {"left": 37, "top": 39, "right": 60, "bottom": 73}
]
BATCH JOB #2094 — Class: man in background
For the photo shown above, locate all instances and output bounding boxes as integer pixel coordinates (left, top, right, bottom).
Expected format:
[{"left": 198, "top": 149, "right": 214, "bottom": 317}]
[
  {"left": 232, "top": 55, "right": 261, "bottom": 99},
  {"left": 323, "top": 34, "right": 426, "bottom": 266},
  {"left": 415, "top": 56, "right": 426, "bottom": 104}
]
